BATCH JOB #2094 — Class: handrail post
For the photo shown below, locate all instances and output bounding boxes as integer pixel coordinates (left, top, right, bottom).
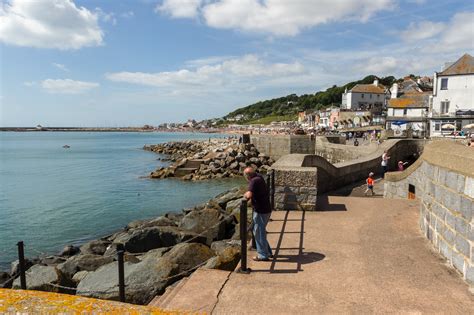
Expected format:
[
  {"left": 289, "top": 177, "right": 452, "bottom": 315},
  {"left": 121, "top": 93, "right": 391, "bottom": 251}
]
[
  {"left": 271, "top": 169, "right": 275, "bottom": 210},
  {"left": 117, "top": 244, "right": 125, "bottom": 302},
  {"left": 17, "top": 241, "right": 26, "bottom": 289},
  {"left": 238, "top": 198, "right": 250, "bottom": 274}
]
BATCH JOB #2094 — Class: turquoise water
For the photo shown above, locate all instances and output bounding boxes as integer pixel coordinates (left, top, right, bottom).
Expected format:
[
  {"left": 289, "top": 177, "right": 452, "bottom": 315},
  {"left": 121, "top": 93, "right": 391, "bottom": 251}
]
[{"left": 0, "top": 132, "right": 243, "bottom": 270}]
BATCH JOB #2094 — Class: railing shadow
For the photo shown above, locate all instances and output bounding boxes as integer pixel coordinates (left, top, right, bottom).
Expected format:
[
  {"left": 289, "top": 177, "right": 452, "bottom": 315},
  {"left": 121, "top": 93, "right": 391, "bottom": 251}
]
[{"left": 250, "top": 210, "right": 325, "bottom": 274}]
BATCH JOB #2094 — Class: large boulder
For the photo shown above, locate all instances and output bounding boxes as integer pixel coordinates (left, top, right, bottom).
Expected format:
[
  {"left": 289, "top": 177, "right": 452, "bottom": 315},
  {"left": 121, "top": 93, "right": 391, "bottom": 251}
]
[
  {"left": 204, "top": 240, "right": 241, "bottom": 271},
  {"left": 80, "top": 240, "right": 111, "bottom": 255},
  {"left": 0, "top": 272, "right": 11, "bottom": 288},
  {"left": 72, "top": 270, "right": 89, "bottom": 284},
  {"left": 57, "top": 254, "right": 114, "bottom": 279},
  {"left": 10, "top": 258, "right": 36, "bottom": 276},
  {"left": 12, "top": 265, "right": 74, "bottom": 293},
  {"left": 212, "top": 187, "right": 246, "bottom": 209},
  {"left": 126, "top": 216, "right": 176, "bottom": 230},
  {"left": 77, "top": 243, "right": 214, "bottom": 305},
  {"left": 40, "top": 256, "right": 67, "bottom": 266},
  {"left": 179, "top": 207, "right": 227, "bottom": 245},
  {"left": 58, "top": 245, "right": 80, "bottom": 257},
  {"left": 113, "top": 226, "right": 207, "bottom": 253}
]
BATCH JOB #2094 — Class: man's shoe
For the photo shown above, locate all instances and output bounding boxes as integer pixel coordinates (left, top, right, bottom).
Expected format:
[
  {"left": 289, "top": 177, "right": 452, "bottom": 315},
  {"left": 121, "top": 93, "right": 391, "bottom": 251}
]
[{"left": 253, "top": 256, "right": 270, "bottom": 262}]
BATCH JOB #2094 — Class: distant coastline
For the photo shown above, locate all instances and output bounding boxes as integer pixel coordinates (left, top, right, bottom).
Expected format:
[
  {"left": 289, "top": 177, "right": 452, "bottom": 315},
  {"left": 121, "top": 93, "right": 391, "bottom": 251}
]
[{"left": 0, "top": 127, "right": 223, "bottom": 133}]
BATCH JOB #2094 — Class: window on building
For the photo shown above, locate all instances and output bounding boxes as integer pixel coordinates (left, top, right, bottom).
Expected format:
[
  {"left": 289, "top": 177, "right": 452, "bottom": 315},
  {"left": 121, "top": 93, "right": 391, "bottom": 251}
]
[
  {"left": 435, "top": 122, "right": 440, "bottom": 131},
  {"left": 440, "top": 78, "right": 448, "bottom": 90},
  {"left": 377, "top": 94, "right": 380, "bottom": 98},
  {"left": 370, "top": 94, "right": 372, "bottom": 99},
  {"left": 441, "top": 101, "right": 450, "bottom": 114},
  {"left": 361, "top": 94, "right": 364, "bottom": 98},
  {"left": 403, "top": 109, "right": 407, "bottom": 115}
]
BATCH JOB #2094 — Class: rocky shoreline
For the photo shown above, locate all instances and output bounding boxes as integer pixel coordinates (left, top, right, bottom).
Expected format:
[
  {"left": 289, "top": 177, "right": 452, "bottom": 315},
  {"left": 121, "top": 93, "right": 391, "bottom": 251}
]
[
  {"left": 0, "top": 186, "right": 249, "bottom": 305},
  {"left": 145, "top": 139, "right": 274, "bottom": 180}
]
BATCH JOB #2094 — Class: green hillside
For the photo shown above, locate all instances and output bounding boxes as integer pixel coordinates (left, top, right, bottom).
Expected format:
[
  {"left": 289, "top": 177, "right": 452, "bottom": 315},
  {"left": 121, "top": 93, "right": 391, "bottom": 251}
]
[{"left": 224, "top": 75, "right": 397, "bottom": 123}]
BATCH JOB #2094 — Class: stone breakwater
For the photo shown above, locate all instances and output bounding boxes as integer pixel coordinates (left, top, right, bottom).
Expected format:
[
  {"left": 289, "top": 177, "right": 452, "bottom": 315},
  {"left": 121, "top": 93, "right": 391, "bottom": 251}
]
[
  {"left": 0, "top": 187, "right": 249, "bottom": 305},
  {"left": 145, "top": 139, "right": 274, "bottom": 180}
]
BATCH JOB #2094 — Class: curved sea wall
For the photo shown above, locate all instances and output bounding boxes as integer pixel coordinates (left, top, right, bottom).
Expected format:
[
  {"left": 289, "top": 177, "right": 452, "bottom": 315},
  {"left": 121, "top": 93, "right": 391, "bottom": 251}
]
[
  {"left": 271, "top": 139, "right": 427, "bottom": 210},
  {"left": 384, "top": 141, "right": 474, "bottom": 285}
]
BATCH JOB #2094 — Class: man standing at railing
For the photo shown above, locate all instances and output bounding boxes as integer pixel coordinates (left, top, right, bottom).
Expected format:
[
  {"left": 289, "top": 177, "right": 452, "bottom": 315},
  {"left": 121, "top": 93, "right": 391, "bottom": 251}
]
[{"left": 244, "top": 167, "right": 273, "bottom": 262}]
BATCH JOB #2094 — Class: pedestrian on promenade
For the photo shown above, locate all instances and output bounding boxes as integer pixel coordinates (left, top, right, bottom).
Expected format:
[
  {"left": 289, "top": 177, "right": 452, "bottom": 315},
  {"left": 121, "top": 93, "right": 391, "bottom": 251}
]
[
  {"left": 364, "top": 172, "right": 375, "bottom": 196},
  {"left": 381, "top": 150, "right": 390, "bottom": 177},
  {"left": 398, "top": 161, "right": 408, "bottom": 171},
  {"left": 244, "top": 167, "right": 273, "bottom": 261}
]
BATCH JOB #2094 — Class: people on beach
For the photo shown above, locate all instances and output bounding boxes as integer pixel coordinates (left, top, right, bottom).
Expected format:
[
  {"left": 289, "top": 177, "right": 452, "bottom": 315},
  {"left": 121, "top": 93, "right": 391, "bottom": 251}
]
[
  {"left": 365, "top": 172, "right": 375, "bottom": 196},
  {"left": 354, "top": 138, "right": 359, "bottom": 146},
  {"left": 381, "top": 150, "right": 390, "bottom": 177},
  {"left": 243, "top": 167, "right": 273, "bottom": 262}
]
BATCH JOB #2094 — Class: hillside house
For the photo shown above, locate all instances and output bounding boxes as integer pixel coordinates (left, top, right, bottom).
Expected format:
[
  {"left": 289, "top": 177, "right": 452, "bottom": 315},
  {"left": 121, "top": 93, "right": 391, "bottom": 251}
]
[{"left": 341, "top": 79, "right": 387, "bottom": 115}]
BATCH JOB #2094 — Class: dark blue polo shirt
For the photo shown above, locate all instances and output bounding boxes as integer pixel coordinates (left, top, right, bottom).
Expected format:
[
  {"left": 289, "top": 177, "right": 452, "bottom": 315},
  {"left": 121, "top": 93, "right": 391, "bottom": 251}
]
[{"left": 248, "top": 174, "right": 271, "bottom": 214}]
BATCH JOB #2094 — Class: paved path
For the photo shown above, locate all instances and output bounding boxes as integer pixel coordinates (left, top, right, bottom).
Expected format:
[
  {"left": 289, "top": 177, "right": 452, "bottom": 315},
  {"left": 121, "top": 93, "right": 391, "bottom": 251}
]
[{"left": 212, "top": 196, "right": 473, "bottom": 314}]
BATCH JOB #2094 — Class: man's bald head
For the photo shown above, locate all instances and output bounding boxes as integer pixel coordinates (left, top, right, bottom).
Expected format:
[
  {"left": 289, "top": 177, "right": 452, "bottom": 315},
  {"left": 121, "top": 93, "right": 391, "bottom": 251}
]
[{"left": 244, "top": 167, "right": 256, "bottom": 179}]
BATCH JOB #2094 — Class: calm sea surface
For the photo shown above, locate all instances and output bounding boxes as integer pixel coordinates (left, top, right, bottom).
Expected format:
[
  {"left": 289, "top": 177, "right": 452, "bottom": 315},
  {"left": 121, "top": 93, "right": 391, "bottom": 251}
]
[{"left": 0, "top": 132, "right": 243, "bottom": 270}]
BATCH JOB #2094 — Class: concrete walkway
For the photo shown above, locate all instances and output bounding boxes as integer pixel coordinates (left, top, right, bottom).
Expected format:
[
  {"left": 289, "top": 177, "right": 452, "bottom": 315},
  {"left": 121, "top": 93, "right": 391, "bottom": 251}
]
[{"left": 212, "top": 196, "right": 474, "bottom": 314}]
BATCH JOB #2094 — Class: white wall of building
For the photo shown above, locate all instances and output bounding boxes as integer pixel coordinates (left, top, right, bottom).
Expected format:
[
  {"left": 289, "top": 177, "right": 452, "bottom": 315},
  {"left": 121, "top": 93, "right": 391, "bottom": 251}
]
[
  {"left": 432, "top": 74, "right": 474, "bottom": 115},
  {"left": 387, "top": 108, "right": 425, "bottom": 117},
  {"left": 343, "top": 92, "right": 384, "bottom": 110}
]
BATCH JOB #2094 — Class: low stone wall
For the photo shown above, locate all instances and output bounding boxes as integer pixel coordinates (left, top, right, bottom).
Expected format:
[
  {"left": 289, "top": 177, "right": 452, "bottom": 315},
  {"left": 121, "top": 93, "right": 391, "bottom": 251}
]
[
  {"left": 313, "top": 139, "right": 426, "bottom": 193},
  {"left": 384, "top": 141, "right": 474, "bottom": 285},
  {"left": 272, "top": 155, "right": 317, "bottom": 211},
  {"left": 250, "top": 135, "right": 314, "bottom": 160},
  {"left": 270, "top": 139, "right": 427, "bottom": 210},
  {"left": 315, "top": 137, "right": 377, "bottom": 164}
]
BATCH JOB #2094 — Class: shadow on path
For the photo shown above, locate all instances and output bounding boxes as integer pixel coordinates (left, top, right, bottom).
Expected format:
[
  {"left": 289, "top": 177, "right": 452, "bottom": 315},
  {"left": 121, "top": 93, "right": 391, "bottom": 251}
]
[{"left": 251, "top": 210, "right": 325, "bottom": 274}]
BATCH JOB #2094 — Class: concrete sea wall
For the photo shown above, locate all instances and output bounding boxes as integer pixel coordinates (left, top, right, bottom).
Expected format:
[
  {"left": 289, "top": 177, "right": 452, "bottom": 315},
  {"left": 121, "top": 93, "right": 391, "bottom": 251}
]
[
  {"left": 384, "top": 141, "right": 474, "bottom": 285},
  {"left": 271, "top": 139, "right": 426, "bottom": 210},
  {"left": 250, "top": 135, "right": 314, "bottom": 160}
]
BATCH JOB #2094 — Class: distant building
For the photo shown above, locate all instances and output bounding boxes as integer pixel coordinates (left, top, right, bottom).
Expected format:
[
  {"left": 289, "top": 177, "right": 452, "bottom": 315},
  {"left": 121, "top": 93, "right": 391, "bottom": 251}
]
[
  {"left": 430, "top": 53, "right": 474, "bottom": 136},
  {"left": 385, "top": 78, "right": 432, "bottom": 138},
  {"left": 341, "top": 78, "right": 387, "bottom": 115}
]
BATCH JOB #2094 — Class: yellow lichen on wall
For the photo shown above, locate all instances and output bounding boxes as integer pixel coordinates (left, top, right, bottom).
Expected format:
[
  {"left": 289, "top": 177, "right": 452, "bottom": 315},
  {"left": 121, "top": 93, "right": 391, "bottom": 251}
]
[{"left": 0, "top": 288, "right": 180, "bottom": 314}]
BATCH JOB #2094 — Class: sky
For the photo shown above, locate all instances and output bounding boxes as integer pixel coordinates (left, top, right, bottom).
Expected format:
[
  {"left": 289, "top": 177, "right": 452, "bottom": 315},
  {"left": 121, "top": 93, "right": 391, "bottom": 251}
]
[{"left": 0, "top": 0, "right": 473, "bottom": 127}]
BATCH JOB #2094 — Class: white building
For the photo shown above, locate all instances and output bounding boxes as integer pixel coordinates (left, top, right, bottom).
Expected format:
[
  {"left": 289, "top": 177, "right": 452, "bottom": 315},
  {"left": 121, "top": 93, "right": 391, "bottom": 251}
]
[
  {"left": 341, "top": 79, "right": 387, "bottom": 115},
  {"left": 430, "top": 53, "right": 474, "bottom": 136},
  {"left": 385, "top": 79, "right": 432, "bottom": 138}
]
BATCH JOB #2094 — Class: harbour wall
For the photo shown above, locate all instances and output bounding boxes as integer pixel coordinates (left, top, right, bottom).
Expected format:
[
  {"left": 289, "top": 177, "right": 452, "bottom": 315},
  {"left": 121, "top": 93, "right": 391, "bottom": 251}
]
[{"left": 384, "top": 141, "right": 474, "bottom": 285}]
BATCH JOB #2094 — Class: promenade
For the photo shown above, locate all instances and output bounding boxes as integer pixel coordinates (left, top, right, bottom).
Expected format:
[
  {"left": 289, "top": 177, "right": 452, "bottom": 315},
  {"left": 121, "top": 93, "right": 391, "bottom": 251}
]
[{"left": 156, "top": 196, "right": 474, "bottom": 314}]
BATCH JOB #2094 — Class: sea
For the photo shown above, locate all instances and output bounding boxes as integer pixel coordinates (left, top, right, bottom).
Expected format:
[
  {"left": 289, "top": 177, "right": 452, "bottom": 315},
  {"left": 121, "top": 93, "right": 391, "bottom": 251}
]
[{"left": 0, "top": 132, "right": 244, "bottom": 270}]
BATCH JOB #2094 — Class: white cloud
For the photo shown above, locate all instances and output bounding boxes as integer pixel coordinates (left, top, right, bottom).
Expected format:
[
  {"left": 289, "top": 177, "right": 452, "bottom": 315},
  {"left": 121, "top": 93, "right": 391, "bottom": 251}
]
[
  {"left": 41, "top": 79, "right": 99, "bottom": 94},
  {"left": 352, "top": 56, "right": 398, "bottom": 74},
  {"left": 400, "top": 21, "right": 445, "bottom": 41},
  {"left": 52, "top": 63, "right": 69, "bottom": 72},
  {"left": 437, "top": 12, "right": 474, "bottom": 53},
  {"left": 398, "top": 11, "right": 474, "bottom": 53},
  {"left": 95, "top": 7, "right": 117, "bottom": 25},
  {"left": 0, "top": 0, "right": 103, "bottom": 50},
  {"left": 106, "top": 55, "right": 305, "bottom": 89},
  {"left": 156, "top": 0, "right": 394, "bottom": 36},
  {"left": 156, "top": 0, "right": 203, "bottom": 18}
]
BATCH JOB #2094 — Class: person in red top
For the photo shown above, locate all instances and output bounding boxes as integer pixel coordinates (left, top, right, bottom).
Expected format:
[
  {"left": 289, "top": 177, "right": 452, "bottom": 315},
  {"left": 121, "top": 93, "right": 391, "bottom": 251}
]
[{"left": 364, "top": 172, "right": 375, "bottom": 196}]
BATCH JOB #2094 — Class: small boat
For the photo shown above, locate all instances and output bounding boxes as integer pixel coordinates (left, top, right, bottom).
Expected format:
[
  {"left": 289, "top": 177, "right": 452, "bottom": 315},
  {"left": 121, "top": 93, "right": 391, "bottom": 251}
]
[{"left": 62, "top": 145, "right": 70, "bottom": 149}]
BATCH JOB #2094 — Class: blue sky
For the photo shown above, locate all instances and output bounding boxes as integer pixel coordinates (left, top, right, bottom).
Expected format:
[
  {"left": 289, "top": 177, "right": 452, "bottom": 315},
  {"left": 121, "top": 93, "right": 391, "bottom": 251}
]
[{"left": 1, "top": 0, "right": 473, "bottom": 127}]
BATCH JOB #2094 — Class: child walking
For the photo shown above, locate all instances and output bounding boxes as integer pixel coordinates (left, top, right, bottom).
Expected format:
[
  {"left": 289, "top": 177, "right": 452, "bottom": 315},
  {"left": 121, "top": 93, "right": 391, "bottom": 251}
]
[{"left": 365, "top": 172, "right": 375, "bottom": 196}]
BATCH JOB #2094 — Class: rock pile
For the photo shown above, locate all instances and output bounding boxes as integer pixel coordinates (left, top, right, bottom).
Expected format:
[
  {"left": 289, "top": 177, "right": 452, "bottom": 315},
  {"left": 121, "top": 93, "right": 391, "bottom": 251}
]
[
  {"left": 2, "top": 187, "right": 250, "bottom": 305},
  {"left": 147, "top": 140, "right": 274, "bottom": 180}
]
